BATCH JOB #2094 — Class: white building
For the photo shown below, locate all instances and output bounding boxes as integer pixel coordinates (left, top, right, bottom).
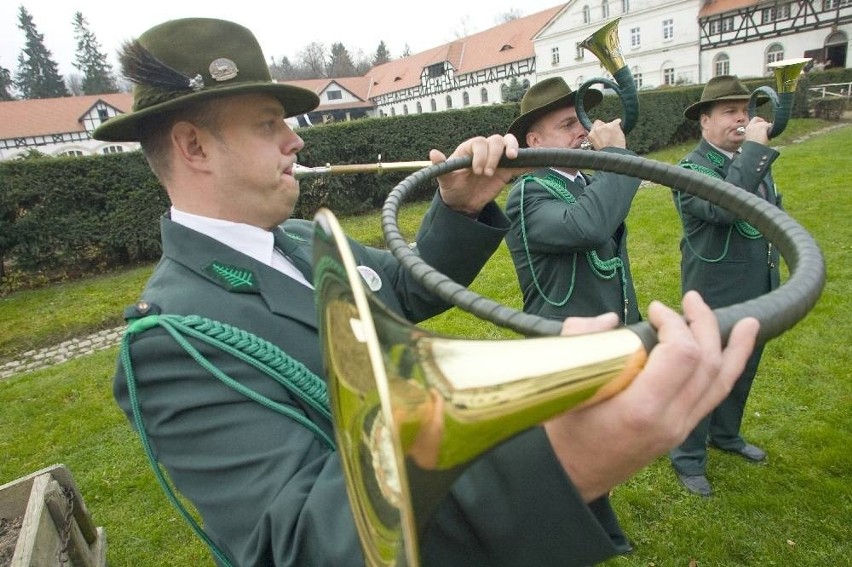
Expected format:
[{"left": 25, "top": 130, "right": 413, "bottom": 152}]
[
  {"left": 0, "top": 93, "right": 137, "bottom": 161},
  {"left": 536, "top": 0, "right": 702, "bottom": 90},
  {"left": 699, "top": 0, "right": 851, "bottom": 82}
]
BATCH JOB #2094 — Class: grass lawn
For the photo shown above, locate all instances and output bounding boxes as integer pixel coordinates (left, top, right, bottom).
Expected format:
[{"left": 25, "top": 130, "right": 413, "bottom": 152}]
[{"left": 1, "top": 119, "right": 850, "bottom": 565}]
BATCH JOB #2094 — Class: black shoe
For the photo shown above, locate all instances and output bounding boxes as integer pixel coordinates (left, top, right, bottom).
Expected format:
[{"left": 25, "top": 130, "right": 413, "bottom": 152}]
[
  {"left": 676, "top": 472, "right": 712, "bottom": 497},
  {"left": 710, "top": 441, "right": 767, "bottom": 463}
]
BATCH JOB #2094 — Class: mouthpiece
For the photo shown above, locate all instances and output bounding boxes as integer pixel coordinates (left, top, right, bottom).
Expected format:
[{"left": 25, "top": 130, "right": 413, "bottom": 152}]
[{"left": 736, "top": 127, "right": 746, "bottom": 134}]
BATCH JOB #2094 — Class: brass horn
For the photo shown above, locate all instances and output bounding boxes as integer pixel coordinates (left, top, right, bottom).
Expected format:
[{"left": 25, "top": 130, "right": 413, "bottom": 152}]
[
  {"left": 749, "top": 57, "right": 812, "bottom": 138},
  {"left": 312, "top": 148, "right": 825, "bottom": 566},
  {"left": 575, "top": 17, "right": 639, "bottom": 134},
  {"left": 313, "top": 209, "right": 647, "bottom": 567},
  {"left": 294, "top": 155, "right": 432, "bottom": 178}
]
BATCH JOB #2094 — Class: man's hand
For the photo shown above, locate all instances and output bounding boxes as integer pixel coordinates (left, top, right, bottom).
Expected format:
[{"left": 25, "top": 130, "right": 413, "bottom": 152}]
[
  {"left": 545, "top": 290, "right": 759, "bottom": 502},
  {"left": 586, "top": 118, "right": 626, "bottom": 151},
  {"left": 744, "top": 116, "right": 772, "bottom": 145},
  {"left": 432, "top": 134, "right": 525, "bottom": 217}
]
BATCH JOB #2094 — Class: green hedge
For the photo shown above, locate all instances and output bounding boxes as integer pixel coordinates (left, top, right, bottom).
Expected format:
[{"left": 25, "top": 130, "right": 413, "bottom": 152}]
[{"left": 3, "top": 71, "right": 848, "bottom": 292}]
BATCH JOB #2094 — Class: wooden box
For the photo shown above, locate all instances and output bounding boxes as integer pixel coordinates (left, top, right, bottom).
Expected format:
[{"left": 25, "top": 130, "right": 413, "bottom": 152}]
[{"left": 0, "top": 464, "right": 106, "bottom": 566}]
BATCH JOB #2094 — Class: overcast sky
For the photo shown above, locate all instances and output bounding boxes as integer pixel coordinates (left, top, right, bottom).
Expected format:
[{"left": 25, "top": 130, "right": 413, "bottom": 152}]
[{"left": 1, "top": 0, "right": 563, "bottom": 80}]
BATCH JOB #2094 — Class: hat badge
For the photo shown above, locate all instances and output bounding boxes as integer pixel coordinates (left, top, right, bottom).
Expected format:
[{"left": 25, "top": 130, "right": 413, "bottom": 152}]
[{"left": 209, "top": 58, "right": 239, "bottom": 82}]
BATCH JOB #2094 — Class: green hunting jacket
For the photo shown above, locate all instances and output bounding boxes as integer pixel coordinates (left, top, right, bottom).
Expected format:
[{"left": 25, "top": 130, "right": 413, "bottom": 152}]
[
  {"left": 673, "top": 139, "right": 782, "bottom": 309},
  {"left": 113, "top": 193, "right": 618, "bottom": 567},
  {"left": 505, "top": 147, "right": 642, "bottom": 324}
]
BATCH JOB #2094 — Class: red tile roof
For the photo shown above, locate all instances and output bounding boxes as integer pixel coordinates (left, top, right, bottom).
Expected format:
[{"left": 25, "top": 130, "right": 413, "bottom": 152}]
[
  {"left": 0, "top": 92, "right": 133, "bottom": 140},
  {"left": 363, "top": 4, "right": 567, "bottom": 98},
  {"left": 699, "top": 0, "right": 759, "bottom": 18}
]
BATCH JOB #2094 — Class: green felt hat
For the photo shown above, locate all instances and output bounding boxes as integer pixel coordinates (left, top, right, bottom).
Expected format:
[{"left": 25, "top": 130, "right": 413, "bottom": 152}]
[
  {"left": 683, "top": 75, "right": 768, "bottom": 120},
  {"left": 507, "top": 77, "right": 602, "bottom": 147},
  {"left": 93, "top": 18, "right": 319, "bottom": 142}
]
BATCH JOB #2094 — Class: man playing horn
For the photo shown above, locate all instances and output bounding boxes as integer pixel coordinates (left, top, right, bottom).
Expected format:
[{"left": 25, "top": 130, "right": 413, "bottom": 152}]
[
  {"left": 670, "top": 75, "right": 782, "bottom": 497},
  {"left": 98, "top": 17, "right": 758, "bottom": 566},
  {"left": 503, "top": 76, "right": 644, "bottom": 553}
]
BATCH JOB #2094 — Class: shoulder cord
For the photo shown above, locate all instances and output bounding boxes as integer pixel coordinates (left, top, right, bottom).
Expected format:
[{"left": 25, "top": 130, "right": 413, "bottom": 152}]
[
  {"left": 119, "top": 313, "right": 335, "bottom": 567},
  {"left": 676, "top": 162, "right": 765, "bottom": 264},
  {"left": 518, "top": 173, "right": 628, "bottom": 320}
]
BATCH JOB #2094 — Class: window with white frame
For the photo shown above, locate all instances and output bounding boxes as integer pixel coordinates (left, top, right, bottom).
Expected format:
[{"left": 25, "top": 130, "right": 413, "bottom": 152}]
[
  {"left": 766, "top": 43, "right": 785, "bottom": 71},
  {"left": 602, "top": 0, "right": 609, "bottom": 19},
  {"left": 403, "top": 104, "right": 408, "bottom": 115},
  {"left": 463, "top": 91, "right": 470, "bottom": 106},
  {"left": 480, "top": 88, "right": 488, "bottom": 103},
  {"left": 631, "top": 66, "right": 643, "bottom": 88},
  {"left": 103, "top": 145, "right": 124, "bottom": 154},
  {"left": 430, "top": 98, "right": 437, "bottom": 111},
  {"left": 714, "top": 53, "right": 730, "bottom": 76},
  {"left": 663, "top": 19, "right": 674, "bottom": 40},
  {"left": 630, "top": 27, "right": 640, "bottom": 48},
  {"left": 552, "top": 47, "right": 560, "bottom": 66},
  {"left": 663, "top": 67, "right": 675, "bottom": 85},
  {"left": 326, "top": 90, "right": 342, "bottom": 101},
  {"left": 446, "top": 95, "right": 453, "bottom": 109},
  {"left": 576, "top": 42, "right": 585, "bottom": 60},
  {"left": 583, "top": 5, "right": 590, "bottom": 24},
  {"left": 417, "top": 101, "right": 423, "bottom": 113},
  {"left": 59, "top": 150, "right": 85, "bottom": 157},
  {"left": 722, "top": 16, "right": 735, "bottom": 31},
  {"left": 622, "top": 0, "right": 629, "bottom": 13}
]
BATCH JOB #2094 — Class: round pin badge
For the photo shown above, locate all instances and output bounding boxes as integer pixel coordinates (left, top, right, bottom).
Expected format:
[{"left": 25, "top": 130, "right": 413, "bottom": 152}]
[{"left": 356, "top": 265, "right": 383, "bottom": 292}]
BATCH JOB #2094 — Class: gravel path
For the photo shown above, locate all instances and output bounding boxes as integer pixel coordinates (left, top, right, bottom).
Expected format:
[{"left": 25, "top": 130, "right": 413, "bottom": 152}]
[{"left": 0, "top": 326, "right": 124, "bottom": 381}]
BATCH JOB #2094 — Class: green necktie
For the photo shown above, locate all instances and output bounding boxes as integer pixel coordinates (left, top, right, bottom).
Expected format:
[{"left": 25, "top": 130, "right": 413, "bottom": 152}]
[{"left": 272, "top": 228, "right": 313, "bottom": 282}]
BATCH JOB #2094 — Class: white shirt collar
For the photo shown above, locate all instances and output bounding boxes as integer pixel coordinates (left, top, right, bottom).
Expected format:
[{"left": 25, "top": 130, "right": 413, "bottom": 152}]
[
  {"left": 169, "top": 207, "right": 312, "bottom": 287},
  {"left": 706, "top": 140, "right": 739, "bottom": 160},
  {"left": 548, "top": 167, "right": 584, "bottom": 184}
]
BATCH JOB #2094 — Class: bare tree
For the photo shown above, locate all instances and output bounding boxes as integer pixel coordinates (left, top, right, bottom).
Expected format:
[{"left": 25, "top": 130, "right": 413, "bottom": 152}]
[
  {"left": 495, "top": 9, "right": 523, "bottom": 25},
  {"left": 299, "top": 42, "right": 328, "bottom": 78}
]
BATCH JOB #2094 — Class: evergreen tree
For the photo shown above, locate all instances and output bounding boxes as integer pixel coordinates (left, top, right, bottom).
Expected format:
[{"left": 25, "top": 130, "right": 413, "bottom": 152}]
[
  {"left": 503, "top": 77, "right": 526, "bottom": 102},
  {"left": 372, "top": 41, "right": 392, "bottom": 66},
  {"left": 0, "top": 65, "right": 15, "bottom": 100},
  {"left": 14, "top": 6, "right": 69, "bottom": 99},
  {"left": 327, "top": 43, "right": 356, "bottom": 78},
  {"left": 72, "top": 12, "right": 118, "bottom": 95}
]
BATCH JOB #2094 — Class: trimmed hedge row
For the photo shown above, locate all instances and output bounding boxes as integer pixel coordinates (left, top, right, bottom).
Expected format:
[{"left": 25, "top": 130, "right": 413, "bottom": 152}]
[{"left": 1, "top": 71, "right": 846, "bottom": 292}]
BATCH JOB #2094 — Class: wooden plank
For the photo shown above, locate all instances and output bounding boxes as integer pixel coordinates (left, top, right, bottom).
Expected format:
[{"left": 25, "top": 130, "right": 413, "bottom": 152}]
[
  {"left": 1, "top": 464, "right": 107, "bottom": 567},
  {"left": 45, "top": 478, "right": 98, "bottom": 567}
]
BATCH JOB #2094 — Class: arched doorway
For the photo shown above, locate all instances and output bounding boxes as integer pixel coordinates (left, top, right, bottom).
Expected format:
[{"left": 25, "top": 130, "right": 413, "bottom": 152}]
[{"left": 825, "top": 31, "right": 847, "bottom": 69}]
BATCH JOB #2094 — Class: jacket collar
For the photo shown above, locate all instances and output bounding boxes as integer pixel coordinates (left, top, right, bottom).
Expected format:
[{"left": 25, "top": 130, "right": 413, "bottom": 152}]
[{"left": 160, "top": 215, "right": 318, "bottom": 329}]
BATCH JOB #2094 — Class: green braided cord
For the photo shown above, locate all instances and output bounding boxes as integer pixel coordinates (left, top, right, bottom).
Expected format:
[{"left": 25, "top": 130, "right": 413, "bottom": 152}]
[
  {"left": 678, "top": 161, "right": 764, "bottom": 240},
  {"left": 121, "top": 332, "right": 236, "bottom": 567},
  {"left": 119, "top": 313, "right": 337, "bottom": 566},
  {"left": 172, "top": 315, "right": 332, "bottom": 422},
  {"left": 517, "top": 174, "right": 577, "bottom": 307},
  {"left": 518, "top": 173, "right": 628, "bottom": 320}
]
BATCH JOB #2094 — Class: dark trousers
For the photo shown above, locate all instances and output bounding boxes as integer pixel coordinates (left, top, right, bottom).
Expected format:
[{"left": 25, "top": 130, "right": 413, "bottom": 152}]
[
  {"left": 588, "top": 495, "right": 631, "bottom": 553},
  {"left": 670, "top": 344, "right": 765, "bottom": 476}
]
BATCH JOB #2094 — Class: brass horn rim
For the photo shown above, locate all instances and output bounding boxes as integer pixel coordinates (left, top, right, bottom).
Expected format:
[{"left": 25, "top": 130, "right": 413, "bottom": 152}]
[{"left": 380, "top": 148, "right": 825, "bottom": 347}]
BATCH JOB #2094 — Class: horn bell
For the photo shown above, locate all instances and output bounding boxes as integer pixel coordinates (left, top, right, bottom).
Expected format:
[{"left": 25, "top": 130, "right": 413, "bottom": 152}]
[
  {"left": 578, "top": 17, "right": 626, "bottom": 76},
  {"left": 313, "top": 209, "right": 647, "bottom": 566}
]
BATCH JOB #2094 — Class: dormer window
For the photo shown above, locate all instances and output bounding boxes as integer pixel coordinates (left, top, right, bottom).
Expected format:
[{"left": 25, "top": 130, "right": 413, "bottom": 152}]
[
  {"left": 500, "top": 44, "right": 513, "bottom": 51},
  {"left": 427, "top": 63, "right": 444, "bottom": 79}
]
